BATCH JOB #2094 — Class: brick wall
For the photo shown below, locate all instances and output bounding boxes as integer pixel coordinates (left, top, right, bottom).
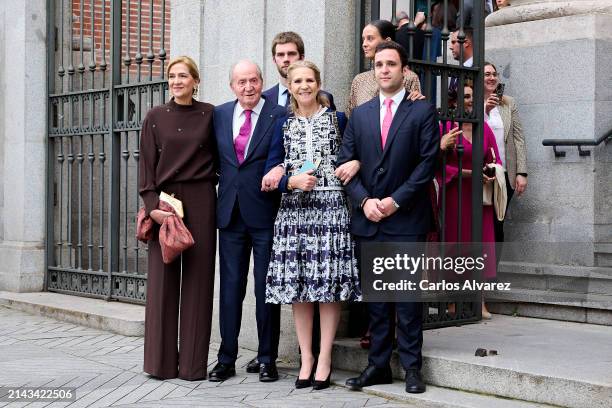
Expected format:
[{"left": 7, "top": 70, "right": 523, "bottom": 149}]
[{"left": 71, "top": 0, "right": 171, "bottom": 81}]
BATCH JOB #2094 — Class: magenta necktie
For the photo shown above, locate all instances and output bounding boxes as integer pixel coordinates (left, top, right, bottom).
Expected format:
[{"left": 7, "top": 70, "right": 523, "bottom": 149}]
[
  {"left": 381, "top": 98, "right": 393, "bottom": 149},
  {"left": 234, "top": 109, "right": 252, "bottom": 164}
]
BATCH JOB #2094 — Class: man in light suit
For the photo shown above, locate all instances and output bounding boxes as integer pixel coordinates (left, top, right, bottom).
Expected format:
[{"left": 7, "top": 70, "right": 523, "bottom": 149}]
[
  {"left": 338, "top": 41, "right": 439, "bottom": 394},
  {"left": 209, "top": 60, "right": 286, "bottom": 383},
  {"left": 262, "top": 31, "right": 336, "bottom": 110}
]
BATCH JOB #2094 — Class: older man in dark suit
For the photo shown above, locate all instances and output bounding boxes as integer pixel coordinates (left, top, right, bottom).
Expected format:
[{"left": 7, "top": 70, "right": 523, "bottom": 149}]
[
  {"left": 209, "top": 60, "right": 286, "bottom": 383},
  {"left": 338, "top": 41, "right": 439, "bottom": 394}
]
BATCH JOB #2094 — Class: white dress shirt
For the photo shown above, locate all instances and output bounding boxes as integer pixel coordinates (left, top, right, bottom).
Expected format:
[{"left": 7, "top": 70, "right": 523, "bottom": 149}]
[
  {"left": 487, "top": 106, "right": 506, "bottom": 169},
  {"left": 379, "top": 88, "right": 406, "bottom": 130},
  {"left": 277, "top": 83, "right": 289, "bottom": 107},
  {"left": 232, "top": 97, "right": 265, "bottom": 158}
]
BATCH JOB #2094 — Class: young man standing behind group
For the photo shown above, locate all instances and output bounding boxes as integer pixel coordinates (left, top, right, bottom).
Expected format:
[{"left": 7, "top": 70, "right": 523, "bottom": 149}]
[{"left": 263, "top": 31, "right": 336, "bottom": 110}]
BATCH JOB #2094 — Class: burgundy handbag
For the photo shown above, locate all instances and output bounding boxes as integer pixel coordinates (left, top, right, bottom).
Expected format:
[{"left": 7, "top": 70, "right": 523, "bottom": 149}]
[
  {"left": 136, "top": 208, "right": 154, "bottom": 242},
  {"left": 135, "top": 200, "right": 195, "bottom": 264}
]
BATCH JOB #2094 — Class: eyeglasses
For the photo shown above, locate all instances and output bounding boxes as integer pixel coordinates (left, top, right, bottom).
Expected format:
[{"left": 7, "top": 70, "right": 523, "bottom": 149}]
[{"left": 484, "top": 72, "right": 498, "bottom": 78}]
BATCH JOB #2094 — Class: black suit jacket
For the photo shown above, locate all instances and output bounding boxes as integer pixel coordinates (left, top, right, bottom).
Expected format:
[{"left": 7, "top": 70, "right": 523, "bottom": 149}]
[
  {"left": 214, "top": 97, "right": 287, "bottom": 229},
  {"left": 262, "top": 84, "right": 336, "bottom": 111},
  {"left": 337, "top": 96, "right": 439, "bottom": 237}
]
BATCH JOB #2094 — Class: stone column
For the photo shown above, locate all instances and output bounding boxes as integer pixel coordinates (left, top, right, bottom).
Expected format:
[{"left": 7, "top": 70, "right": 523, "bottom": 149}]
[
  {"left": 485, "top": 0, "right": 612, "bottom": 322},
  {"left": 486, "top": 0, "right": 612, "bottom": 262},
  {"left": 172, "top": 0, "right": 356, "bottom": 109},
  {"left": 170, "top": 0, "right": 356, "bottom": 359},
  {"left": 0, "top": 0, "right": 47, "bottom": 292}
]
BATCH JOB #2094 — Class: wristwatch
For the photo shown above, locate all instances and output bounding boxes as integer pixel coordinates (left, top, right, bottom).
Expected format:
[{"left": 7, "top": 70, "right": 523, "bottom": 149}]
[
  {"left": 391, "top": 198, "right": 400, "bottom": 209},
  {"left": 517, "top": 173, "right": 528, "bottom": 177}
]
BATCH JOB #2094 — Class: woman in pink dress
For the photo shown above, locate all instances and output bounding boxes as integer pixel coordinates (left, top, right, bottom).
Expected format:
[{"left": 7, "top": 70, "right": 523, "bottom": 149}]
[{"left": 438, "top": 80, "right": 501, "bottom": 318}]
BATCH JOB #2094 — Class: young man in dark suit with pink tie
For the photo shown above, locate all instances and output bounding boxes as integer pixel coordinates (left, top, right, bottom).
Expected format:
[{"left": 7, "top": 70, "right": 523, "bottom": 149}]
[{"left": 338, "top": 41, "right": 439, "bottom": 394}]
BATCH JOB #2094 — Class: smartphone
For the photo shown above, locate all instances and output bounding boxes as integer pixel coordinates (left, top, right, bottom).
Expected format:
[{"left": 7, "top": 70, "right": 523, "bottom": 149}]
[
  {"left": 484, "top": 165, "right": 496, "bottom": 178},
  {"left": 297, "top": 158, "right": 321, "bottom": 174},
  {"left": 495, "top": 83, "right": 505, "bottom": 99}
]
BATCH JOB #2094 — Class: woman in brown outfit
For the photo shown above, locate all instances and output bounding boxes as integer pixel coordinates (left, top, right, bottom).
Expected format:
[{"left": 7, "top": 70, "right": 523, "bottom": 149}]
[{"left": 139, "top": 56, "right": 217, "bottom": 380}]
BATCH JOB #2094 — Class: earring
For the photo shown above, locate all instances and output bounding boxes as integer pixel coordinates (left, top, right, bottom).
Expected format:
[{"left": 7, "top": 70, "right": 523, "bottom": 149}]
[{"left": 193, "top": 86, "right": 199, "bottom": 98}]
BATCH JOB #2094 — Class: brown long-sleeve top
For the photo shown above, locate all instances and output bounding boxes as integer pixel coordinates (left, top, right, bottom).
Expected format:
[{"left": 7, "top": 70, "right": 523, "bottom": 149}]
[{"left": 139, "top": 98, "right": 217, "bottom": 215}]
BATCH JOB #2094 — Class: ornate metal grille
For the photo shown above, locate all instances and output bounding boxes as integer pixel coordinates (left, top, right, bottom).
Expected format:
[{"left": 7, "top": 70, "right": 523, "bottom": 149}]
[
  {"left": 46, "top": 0, "right": 170, "bottom": 303},
  {"left": 356, "top": 0, "right": 487, "bottom": 327}
]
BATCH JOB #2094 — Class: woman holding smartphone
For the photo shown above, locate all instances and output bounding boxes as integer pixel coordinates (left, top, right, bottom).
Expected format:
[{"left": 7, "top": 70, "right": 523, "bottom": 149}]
[
  {"left": 483, "top": 62, "right": 528, "bottom": 252},
  {"left": 264, "top": 61, "right": 361, "bottom": 391}
]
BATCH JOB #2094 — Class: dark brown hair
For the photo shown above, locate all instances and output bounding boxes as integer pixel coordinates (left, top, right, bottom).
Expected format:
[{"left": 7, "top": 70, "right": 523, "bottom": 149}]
[
  {"left": 271, "top": 31, "right": 305, "bottom": 58},
  {"left": 374, "top": 40, "right": 409, "bottom": 68}
]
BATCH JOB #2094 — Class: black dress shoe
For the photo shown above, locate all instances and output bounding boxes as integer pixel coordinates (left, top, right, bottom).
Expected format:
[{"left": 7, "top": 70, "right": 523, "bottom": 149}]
[
  {"left": 312, "top": 367, "right": 332, "bottom": 390},
  {"left": 208, "top": 363, "right": 236, "bottom": 382},
  {"left": 259, "top": 363, "right": 279, "bottom": 382},
  {"left": 295, "top": 377, "right": 312, "bottom": 389},
  {"left": 246, "top": 357, "right": 259, "bottom": 373},
  {"left": 405, "top": 369, "right": 426, "bottom": 393},
  {"left": 295, "top": 360, "right": 317, "bottom": 389},
  {"left": 345, "top": 365, "right": 393, "bottom": 391}
]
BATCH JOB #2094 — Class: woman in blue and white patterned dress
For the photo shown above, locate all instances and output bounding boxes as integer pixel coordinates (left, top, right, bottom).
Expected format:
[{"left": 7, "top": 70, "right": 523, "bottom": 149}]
[{"left": 264, "top": 61, "right": 361, "bottom": 390}]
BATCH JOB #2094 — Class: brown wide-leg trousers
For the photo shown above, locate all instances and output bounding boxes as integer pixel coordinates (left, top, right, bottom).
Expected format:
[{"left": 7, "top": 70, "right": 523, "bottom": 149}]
[{"left": 143, "top": 181, "right": 216, "bottom": 380}]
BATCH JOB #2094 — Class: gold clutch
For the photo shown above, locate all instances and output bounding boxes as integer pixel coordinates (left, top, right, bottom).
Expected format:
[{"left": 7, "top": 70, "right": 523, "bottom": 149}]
[{"left": 159, "top": 191, "right": 184, "bottom": 218}]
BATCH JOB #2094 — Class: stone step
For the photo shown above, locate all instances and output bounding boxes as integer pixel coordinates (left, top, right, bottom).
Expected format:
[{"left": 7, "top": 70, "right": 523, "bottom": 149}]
[
  {"left": 332, "top": 315, "right": 612, "bottom": 408},
  {"left": 0, "top": 291, "right": 144, "bottom": 336},
  {"left": 497, "top": 261, "right": 612, "bottom": 296},
  {"left": 595, "top": 252, "right": 612, "bottom": 267},
  {"left": 487, "top": 288, "right": 612, "bottom": 325},
  {"left": 491, "top": 262, "right": 612, "bottom": 324},
  {"left": 282, "top": 366, "right": 554, "bottom": 408},
  {"left": 327, "top": 369, "right": 555, "bottom": 408},
  {"left": 488, "top": 286, "right": 612, "bottom": 309},
  {"left": 595, "top": 243, "right": 612, "bottom": 267},
  {"left": 595, "top": 243, "right": 612, "bottom": 253}
]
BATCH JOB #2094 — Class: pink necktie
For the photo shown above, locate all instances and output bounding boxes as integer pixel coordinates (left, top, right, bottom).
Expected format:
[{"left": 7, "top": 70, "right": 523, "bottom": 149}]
[
  {"left": 381, "top": 98, "right": 393, "bottom": 149},
  {"left": 234, "top": 109, "right": 252, "bottom": 164}
]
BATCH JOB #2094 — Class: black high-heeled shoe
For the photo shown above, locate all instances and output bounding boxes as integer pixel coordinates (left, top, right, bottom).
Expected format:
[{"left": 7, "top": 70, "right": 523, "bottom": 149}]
[
  {"left": 312, "top": 366, "right": 332, "bottom": 390},
  {"left": 295, "top": 360, "right": 317, "bottom": 389}
]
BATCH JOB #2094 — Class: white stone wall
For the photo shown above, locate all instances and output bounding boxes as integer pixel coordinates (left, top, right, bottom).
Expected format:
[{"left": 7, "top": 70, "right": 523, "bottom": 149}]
[
  {"left": 486, "top": 8, "right": 612, "bottom": 265},
  {"left": 0, "top": 0, "right": 47, "bottom": 291},
  {"left": 0, "top": 0, "right": 6, "bottom": 243},
  {"left": 172, "top": 0, "right": 356, "bottom": 110}
]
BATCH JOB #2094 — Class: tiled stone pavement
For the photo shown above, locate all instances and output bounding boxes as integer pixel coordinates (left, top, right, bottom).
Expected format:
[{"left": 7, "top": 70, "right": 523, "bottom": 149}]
[{"left": 0, "top": 307, "right": 414, "bottom": 407}]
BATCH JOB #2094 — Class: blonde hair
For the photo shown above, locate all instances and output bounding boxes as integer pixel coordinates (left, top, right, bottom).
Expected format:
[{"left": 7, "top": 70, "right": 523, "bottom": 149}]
[
  {"left": 286, "top": 60, "right": 330, "bottom": 113},
  {"left": 166, "top": 56, "right": 200, "bottom": 95}
]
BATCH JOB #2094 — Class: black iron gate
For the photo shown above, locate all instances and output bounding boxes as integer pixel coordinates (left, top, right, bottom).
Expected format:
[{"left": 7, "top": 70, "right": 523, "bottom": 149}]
[
  {"left": 45, "top": 0, "right": 170, "bottom": 303},
  {"left": 355, "top": 0, "right": 487, "bottom": 327}
]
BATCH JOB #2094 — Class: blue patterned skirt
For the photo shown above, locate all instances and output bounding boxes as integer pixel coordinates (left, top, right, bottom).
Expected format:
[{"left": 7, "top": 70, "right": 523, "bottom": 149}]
[{"left": 265, "top": 190, "right": 362, "bottom": 304}]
